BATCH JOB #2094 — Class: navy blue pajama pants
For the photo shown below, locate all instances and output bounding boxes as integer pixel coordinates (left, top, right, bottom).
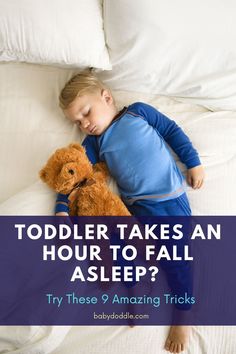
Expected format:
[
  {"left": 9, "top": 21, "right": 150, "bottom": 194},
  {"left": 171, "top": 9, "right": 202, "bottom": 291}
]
[{"left": 126, "top": 192, "right": 192, "bottom": 310}]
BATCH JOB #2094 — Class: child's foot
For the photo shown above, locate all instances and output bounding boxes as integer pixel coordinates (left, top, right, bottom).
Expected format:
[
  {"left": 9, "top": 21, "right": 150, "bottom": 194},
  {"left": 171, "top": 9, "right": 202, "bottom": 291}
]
[{"left": 164, "top": 326, "right": 191, "bottom": 353}]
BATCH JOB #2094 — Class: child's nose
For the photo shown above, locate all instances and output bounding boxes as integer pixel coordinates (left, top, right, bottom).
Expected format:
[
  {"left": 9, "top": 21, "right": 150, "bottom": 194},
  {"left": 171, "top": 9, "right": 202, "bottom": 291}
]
[{"left": 81, "top": 119, "right": 90, "bottom": 129}]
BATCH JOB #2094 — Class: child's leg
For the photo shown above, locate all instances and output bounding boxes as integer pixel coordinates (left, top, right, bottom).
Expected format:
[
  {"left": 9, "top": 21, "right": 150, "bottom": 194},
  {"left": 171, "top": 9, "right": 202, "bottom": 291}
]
[{"left": 128, "top": 193, "right": 192, "bottom": 353}]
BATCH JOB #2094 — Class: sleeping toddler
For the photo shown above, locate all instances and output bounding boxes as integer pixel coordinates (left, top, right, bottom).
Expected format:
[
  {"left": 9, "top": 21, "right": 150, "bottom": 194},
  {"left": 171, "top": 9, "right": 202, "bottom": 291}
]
[{"left": 55, "top": 71, "right": 205, "bottom": 354}]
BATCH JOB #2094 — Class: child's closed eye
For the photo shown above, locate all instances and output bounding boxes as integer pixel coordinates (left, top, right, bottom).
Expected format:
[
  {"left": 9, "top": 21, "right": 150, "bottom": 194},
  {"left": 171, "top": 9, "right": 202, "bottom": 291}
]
[{"left": 84, "top": 109, "right": 90, "bottom": 116}]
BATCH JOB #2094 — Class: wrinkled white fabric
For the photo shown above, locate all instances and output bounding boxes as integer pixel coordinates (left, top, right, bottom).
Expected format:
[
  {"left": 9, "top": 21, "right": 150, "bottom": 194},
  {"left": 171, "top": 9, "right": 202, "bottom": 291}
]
[
  {"left": 0, "top": 0, "right": 110, "bottom": 69},
  {"left": 100, "top": 0, "right": 236, "bottom": 111}
]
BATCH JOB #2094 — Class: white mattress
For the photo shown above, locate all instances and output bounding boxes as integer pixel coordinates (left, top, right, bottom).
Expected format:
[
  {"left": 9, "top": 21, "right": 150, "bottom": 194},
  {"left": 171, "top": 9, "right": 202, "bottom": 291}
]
[{"left": 0, "top": 62, "right": 236, "bottom": 353}]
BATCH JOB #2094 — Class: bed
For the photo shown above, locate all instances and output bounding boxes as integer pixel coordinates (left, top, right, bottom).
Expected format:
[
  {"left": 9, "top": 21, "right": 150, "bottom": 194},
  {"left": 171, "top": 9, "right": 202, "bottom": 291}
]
[{"left": 0, "top": 0, "right": 236, "bottom": 353}]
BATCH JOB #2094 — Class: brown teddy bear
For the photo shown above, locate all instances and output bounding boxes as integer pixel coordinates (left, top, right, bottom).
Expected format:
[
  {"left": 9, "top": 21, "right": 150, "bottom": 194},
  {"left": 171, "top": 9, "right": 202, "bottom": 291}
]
[{"left": 39, "top": 143, "right": 130, "bottom": 216}]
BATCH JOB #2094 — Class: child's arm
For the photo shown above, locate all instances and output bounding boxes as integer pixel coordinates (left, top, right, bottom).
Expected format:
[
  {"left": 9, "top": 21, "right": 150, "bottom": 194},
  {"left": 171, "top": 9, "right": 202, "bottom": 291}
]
[
  {"left": 55, "top": 136, "right": 99, "bottom": 215},
  {"left": 129, "top": 102, "right": 204, "bottom": 189},
  {"left": 55, "top": 193, "right": 70, "bottom": 215}
]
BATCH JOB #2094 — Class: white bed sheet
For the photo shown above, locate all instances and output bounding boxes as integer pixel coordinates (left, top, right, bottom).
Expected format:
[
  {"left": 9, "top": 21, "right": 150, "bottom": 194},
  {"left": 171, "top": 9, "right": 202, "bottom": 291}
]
[
  {"left": 0, "top": 62, "right": 236, "bottom": 353},
  {"left": 51, "top": 326, "right": 236, "bottom": 354},
  {"left": 0, "top": 63, "right": 236, "bottom": 214}
]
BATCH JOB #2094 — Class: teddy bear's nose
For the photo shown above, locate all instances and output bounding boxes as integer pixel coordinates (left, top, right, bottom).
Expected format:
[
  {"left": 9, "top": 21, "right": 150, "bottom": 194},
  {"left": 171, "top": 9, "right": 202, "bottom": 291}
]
[{"left": 68, "top": 169, "right": 74, "bottom": 175}]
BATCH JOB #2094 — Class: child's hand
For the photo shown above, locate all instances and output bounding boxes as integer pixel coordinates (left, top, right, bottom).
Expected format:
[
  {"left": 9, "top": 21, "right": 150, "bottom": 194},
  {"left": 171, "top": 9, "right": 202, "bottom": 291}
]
[
  {"left": 55, "top": 212, "right": 69, "bottom": 216},
  {"left": 186, "top": 165, "right": 205, "bottom": 189}
]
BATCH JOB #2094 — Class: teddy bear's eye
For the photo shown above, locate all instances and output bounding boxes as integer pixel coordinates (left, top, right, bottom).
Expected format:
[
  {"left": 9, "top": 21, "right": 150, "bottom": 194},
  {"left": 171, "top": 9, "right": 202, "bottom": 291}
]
[{"left": 68, "top": 169, "right": 74, "bottom": 175}]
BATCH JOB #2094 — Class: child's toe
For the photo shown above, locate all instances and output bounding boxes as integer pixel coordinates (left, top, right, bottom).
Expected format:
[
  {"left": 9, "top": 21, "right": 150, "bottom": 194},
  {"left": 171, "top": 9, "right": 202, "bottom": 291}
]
[
  {"left": 169, "top": 342, "right": 175, "bottom": 353},
  {"left": 177, "top": 344, "right": 182, "bottom": 353},
  {"left": 164, "top": 338, "right": 171, "bottom": 350}
]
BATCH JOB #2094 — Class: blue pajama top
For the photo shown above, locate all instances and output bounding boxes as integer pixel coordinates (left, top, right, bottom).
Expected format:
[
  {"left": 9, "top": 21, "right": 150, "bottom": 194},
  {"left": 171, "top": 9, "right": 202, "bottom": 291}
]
[{"left": 55, "top": 102, "right": 201, "bottom": 213}]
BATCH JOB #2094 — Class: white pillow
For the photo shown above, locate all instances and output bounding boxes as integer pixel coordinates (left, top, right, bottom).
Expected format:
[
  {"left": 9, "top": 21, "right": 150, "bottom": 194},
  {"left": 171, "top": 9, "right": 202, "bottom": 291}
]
[
  {"left": 100, "top": 0, "right": 236, "bottom": 110},
  {"left": 0, "top": 0, "right": 110, "bottom": 69}
]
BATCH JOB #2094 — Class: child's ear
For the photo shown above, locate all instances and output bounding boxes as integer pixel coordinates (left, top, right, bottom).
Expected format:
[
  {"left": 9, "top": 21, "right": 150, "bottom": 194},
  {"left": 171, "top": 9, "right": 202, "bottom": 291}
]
[{"left": 101, "top": 89, "right": 113, "bottom": 104}]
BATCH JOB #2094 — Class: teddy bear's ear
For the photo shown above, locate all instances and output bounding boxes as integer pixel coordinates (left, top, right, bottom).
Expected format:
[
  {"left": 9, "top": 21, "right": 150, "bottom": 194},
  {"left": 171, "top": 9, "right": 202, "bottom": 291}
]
[
  {"left": 68, "top": 143, "right": 85, "bottom": 153},
  {"left": 39, "top": 167, "right": 48, "bottom": 183}
]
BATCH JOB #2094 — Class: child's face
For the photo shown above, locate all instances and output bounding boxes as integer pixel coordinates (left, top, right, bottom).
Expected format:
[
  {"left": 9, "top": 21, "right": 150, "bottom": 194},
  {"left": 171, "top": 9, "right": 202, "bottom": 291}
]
[{"left": 64, "top": 89, "right": 117, "bottom": 136}]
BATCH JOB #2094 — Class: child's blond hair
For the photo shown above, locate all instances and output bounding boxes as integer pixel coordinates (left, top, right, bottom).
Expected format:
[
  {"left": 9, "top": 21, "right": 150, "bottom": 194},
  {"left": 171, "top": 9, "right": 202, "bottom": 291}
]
[{"left": 59, "top": 70, "right": 109, "bottom": 110}]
